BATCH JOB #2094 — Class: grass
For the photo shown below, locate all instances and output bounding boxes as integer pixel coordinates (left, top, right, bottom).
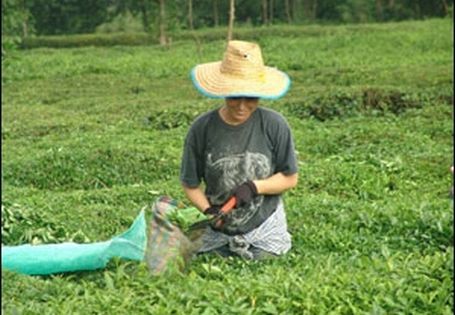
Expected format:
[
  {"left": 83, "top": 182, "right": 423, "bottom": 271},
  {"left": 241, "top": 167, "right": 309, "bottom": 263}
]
[{"left": 2, "top": 18, "right": 453, "bottom": 314}]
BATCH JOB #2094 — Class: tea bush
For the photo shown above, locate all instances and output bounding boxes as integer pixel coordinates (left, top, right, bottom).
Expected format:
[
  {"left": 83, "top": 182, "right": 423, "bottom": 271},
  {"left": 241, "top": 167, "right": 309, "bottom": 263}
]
[{"left": 282, "top": 87, "right": 452, "bottom": 121}]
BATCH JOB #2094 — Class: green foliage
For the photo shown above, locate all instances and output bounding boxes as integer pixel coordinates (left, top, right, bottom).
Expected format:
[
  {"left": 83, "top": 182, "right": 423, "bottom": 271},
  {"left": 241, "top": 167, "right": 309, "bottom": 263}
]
[
  {"left": 165, "top": 206, "right": 206, "bottom": 231},
  {"left": 334, "top": 0, "right": 376, "bottom": 23},
  {"left": 95, "top": 10, "right": 145, "bottom": 34},
  {"left": 28, "top": 0, "right": 108, "bottom": 35},
  {"left": 283, "top": 87, "right": 452, "bottom": 121},
  {"left": 21, "top": 32, "right": 157, "bottom": 49},
  {"left": 448, "top": 4, "right": 454, "bottom": 19},
  {"left": 1, "top": 0, "right": 34, "bottom": 54},
  {"left": 2, "top": 201, "right": 91, "bottom": 245},
  {"left": 3, "top": 145, "right": 180, "bottom": 190},
  {"left": 2, "top": 19, "right": 453, "bottom": 314},
  {"left": 22, "top": 0, "right": 455, "bottom": 37},
  {"left": 20, "top": 17, "right": 453, "bottom": 52},
  {"left": 145, "top": 108, "right": 203, "bottom": 130},
  {"left": 1, "top": 0, "right": 34, "bottom": 37}
]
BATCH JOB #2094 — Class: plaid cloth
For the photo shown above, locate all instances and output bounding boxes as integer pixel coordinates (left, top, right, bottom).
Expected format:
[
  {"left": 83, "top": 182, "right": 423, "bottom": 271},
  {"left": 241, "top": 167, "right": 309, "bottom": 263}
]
[{"left": 196, "top": 199, "right": 291, "bottom": 259}]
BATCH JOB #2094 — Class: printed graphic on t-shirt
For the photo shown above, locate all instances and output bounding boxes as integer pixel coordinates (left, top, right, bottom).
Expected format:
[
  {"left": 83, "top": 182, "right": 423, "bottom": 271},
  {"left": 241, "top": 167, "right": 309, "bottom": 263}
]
[{"left": 205, "top": 151, "right": 271, "bottom": 229}]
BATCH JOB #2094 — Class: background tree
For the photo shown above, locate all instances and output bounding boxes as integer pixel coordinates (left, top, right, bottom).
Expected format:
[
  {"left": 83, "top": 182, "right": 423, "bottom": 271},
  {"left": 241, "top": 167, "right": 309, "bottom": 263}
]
[
  {"left": 376, "top": 0, "right": 384, "bottom": 21},
  {"left": 188, "top": 0, "right": 194, "bottom": 30},
  {"left": 8, "top": 0, "right": 453, "bottom": 37},
  {"left": 2, "top": 0, "right": 34, "bottom": 38},
  {"left": 269, "top": 0, "right": 274, "bottom": 24},
  {"left": 28, "top": 0, "right": 109, "bottom": 35},
  {"left": 2, "top": 0, "right": 35, "bottom": 54},
  {"left": 227, "top": 0, "right": 235, "bottom": 41},
  {"left": 441, "top": 0, "right": 449, "bottom": 15},
  {"left": 213, "top": 0, "right": 220, "bottom": 27},
  {"left": 157, "top": 0, "right": 167, "bottom": 45},
  {"left": 139, "top": 0, "right": 151, "bottom": 32},
  {"left": 285, "top": 0, "right": 293, "bottom": 23},
  {"left": 261, "top": 0, "right": 268, "bottom": 25}
]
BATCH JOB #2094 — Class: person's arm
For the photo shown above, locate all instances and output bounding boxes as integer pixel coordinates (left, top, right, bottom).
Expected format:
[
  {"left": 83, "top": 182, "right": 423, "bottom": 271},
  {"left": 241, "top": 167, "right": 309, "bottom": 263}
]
[
  {"left": 181, "top": 183, "right": 211, "bottom": 213},
  {"left": 253, "top": 172, "right": 298, "bottom": 195}
]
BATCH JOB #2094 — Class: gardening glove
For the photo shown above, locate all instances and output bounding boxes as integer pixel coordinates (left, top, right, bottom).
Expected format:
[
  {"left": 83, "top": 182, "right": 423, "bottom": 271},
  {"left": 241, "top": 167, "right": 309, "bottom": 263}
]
[
  {"left": 231, "top": 180, "right": 258, "bottom": 207},
  {"left": 204, "top": 205, "right": 222, "bottom": 217}
]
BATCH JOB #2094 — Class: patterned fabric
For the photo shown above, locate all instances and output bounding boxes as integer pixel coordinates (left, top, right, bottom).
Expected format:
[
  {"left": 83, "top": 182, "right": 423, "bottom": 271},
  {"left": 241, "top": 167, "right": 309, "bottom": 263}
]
[
  {"left": 145, "top": 196, "right": 195, "bottom": 274},
  {"left": 196, "top": 200, "right": 291, "bottom": 259}
]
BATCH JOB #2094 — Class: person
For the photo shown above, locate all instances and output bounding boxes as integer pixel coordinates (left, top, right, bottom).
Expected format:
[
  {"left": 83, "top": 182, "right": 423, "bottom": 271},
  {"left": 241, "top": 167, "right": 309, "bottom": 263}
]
[{"left": 180, "top": 40, "right": 298, "bottom": 260}]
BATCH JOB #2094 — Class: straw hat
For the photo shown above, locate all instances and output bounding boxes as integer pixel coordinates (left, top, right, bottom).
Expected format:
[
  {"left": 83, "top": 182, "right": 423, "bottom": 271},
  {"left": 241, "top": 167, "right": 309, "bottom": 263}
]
[{"left": 191, "top": 40, "right": 291, "bottom": 100}]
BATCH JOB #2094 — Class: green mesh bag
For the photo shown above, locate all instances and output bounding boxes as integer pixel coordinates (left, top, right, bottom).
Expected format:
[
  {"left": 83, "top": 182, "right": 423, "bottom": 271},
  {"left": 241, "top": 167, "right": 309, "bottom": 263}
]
[
  {"left": 1, "top": 210, "right": 147, "bottom": 275},
  {"left": 2, "top": 197, "right": 208, "bottom": 276}
]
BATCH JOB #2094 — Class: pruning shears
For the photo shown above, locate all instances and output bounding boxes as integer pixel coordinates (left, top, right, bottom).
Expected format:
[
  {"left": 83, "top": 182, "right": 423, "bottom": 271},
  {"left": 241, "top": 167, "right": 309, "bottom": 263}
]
[{"left": 187, "top": 196, "right": 237, "bottom": 232}]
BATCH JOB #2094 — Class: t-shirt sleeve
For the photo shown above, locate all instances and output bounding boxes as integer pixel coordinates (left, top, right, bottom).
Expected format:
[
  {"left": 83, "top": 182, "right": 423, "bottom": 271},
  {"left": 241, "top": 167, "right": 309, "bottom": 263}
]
[
  {"left": 271, "top": 115, "right": 298, "bottom": 175},
  {"left": 180, "top": 124, "right": 204, "bottom": 187}
]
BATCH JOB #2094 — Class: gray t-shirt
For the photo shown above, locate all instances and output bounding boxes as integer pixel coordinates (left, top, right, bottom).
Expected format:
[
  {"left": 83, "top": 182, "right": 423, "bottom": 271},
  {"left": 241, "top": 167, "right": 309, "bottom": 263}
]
[{"left": 180, "top": 106, "right": 298, "bottom": 235}]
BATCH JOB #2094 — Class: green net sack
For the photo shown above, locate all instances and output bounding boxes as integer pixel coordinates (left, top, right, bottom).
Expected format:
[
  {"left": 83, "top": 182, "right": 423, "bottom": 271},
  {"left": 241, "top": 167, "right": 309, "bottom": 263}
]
[
  {"left": 2, "top": 197, "right": 207, "bottom": 276},
  {"left": 1, "top": 210, "right": 147, "bottom": 275}
]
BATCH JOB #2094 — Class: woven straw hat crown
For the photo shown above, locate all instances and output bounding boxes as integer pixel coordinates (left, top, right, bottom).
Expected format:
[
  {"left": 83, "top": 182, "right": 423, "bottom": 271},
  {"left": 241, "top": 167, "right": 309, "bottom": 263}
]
[
  {"left": 191, "top": 40, "right": 290, "bottom": 99},
  {"left": 220, "top": 41, "right": 265, "bottom": 81}
]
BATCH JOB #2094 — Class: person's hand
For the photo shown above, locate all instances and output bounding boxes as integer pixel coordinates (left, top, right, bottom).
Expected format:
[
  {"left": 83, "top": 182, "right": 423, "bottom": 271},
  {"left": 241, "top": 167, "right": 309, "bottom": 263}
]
[
  {"left": 231, "top": 180, "right": 258, "bottom": 207},
  {"left": 204, "top": 205, "right": 221, "bottom": 216}
]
